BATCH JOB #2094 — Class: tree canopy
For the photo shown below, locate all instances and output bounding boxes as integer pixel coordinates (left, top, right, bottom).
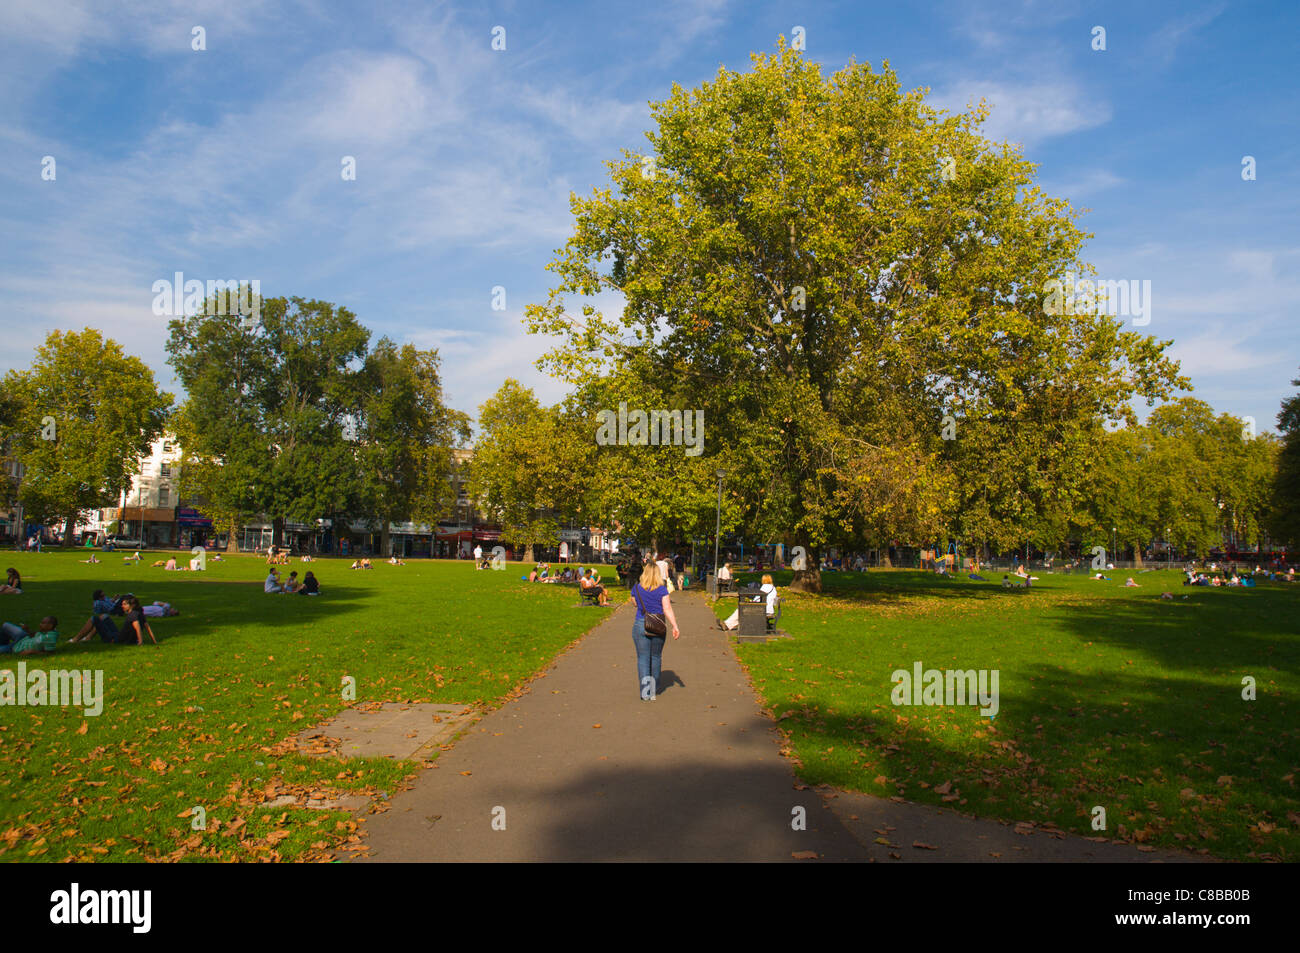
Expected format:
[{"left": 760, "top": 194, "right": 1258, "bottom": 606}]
[
  {"left": 3, "top": 328, "right": 172, "bottom": 539},
  {"left": 526, "top": 42, "right": 1185, "bottom": 587}
]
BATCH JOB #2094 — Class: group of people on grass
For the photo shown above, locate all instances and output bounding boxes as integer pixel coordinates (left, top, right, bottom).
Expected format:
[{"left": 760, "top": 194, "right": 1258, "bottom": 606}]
[
  {"left": 522, "top": 562, "right": 611, "bottom": 605},
  {"left": 2, "top": 586, "right": 175, "bottom": 654},
  {"left": 65, "top": 590, "right": 167, "bottom": 645},
  {"left": 265, "top": 568, "right": 320, "bottom": 594}
]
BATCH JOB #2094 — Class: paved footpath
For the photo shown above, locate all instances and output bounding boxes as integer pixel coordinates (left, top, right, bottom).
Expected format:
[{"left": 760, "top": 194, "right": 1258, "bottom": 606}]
[{"left": 359, "top": 590, "right": 1201, "bottom": 863}]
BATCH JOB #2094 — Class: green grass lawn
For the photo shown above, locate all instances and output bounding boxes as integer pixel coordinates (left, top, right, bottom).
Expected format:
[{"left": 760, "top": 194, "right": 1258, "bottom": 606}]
[
  {"left": 722, "top": 567, "right": 1300, "bottom": 861},
  {"left": 0, "top": 551, "right": 611, "bottom": 861}
]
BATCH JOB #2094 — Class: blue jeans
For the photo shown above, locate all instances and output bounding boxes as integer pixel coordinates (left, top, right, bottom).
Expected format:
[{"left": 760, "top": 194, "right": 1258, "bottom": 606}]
[{"left": 631, "top": 616, "right": 665, "bottom": 697}]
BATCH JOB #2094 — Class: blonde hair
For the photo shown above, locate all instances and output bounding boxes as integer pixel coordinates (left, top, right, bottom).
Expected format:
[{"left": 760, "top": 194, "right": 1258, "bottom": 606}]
[
  {"left": 762, "top": 573, "right": 773, "bottom": 585},
  {"left": 639, "top": 562, "right": 664, "bottom": 589}
]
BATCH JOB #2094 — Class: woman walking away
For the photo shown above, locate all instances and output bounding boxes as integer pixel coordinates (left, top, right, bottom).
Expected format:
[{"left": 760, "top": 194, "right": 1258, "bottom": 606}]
[{"left": 630, "top": 560, "right": 679, "bottom": 700}]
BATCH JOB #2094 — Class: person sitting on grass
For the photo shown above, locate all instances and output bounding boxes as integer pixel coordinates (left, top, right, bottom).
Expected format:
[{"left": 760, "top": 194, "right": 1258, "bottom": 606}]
[
  {"left": 360, "top": 557, "right": 373, "bottom": 570},
  {"left": 350, "top": 559, "right": 362, "bottom": 569},
  {"left": 298, "top": 571, "right": 320, "bottom": 595},
  {"left": 115, "top": 597, "right": 156, "bottom": 645},
  {"left": 81, "top": 552, "right": 100, "bottom": 564},
  {"left": 0, "top": 616, "right": 59, "bottom": 654},
  {"left": 124, "top": 550, "right": 142, "bottom": 563},
  {"left": 580, "top": 569, "right": 610, "bottom": 607},
  {"left": 283, "top": 571, "right": 302, "bottom": 593},
  {"left": 70, "top": 589, "right": 120, "bottom": 643},
  {"left": 164, "top": 557, "right": 178, "bottom": 570},
  {"left": 300, "top": 554, "right": 314, "bottom": 563},
  {"left": 0, "top": 568, "right": 22, "bottom": 594},
  {"left": 1002, "top": 575, "right": 1014, "bottom": 589},
  {"left": 265, "top": 569, "right": 284, "bottom": 594},
  {"left": 388, "top": 555, "right": 406, "bottom": 566}
]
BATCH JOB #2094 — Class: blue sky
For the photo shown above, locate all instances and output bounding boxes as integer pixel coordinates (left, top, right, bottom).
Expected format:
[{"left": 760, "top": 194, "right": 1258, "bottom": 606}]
[{"left": 1, "top": 0, "right": 1296, "bottom": 433}]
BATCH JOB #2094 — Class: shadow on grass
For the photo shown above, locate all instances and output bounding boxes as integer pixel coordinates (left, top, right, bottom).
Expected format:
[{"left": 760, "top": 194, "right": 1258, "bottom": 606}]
[
  {"left": 1, "top": 574, "right": 372, "bottom": 657},
  {"left": 747, "top": 590, "right": 1299, "bottom": 861}
]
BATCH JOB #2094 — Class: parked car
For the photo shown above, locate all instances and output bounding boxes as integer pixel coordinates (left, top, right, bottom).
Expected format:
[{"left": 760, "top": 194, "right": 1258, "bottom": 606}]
[{"left": 106, "top": 534, "right": 145, "bottom": 549}]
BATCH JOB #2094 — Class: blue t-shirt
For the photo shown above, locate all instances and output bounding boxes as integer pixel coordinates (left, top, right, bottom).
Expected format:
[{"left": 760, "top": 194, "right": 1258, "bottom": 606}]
[{"left": 632, "top": 583, "right": 668, "bottom": 620}]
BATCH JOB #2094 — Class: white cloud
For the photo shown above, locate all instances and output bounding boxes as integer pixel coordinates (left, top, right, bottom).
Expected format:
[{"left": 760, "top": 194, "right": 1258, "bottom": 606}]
[
  {"left": 1149, "top": 3, "right": 1227, "bottom": 65},
  {"left": 932, "top": 79, "right": 1111, "bottom": 147},
  {"left": 1042, "top": 169, "right": 1124, "bottom": 201}
]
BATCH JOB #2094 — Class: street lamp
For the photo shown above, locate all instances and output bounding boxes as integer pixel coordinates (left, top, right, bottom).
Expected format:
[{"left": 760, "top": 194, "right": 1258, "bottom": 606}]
[
  {"left": 1111, "top": 526, "right": 1117, "bottom": 566},
  {"left": 713, "top": 469, "right": 726, "bottom": 584}
]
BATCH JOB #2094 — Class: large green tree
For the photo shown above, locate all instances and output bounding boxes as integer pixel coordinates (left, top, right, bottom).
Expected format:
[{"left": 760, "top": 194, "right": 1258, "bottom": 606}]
[
  {"left": 526, "top": 41, "right": 1183, "bottom": 590},
  {"left": 3, "top": 328, "right": 172, "bottom": 542},
  {"left": 167, "top": 296, "right": 370, "bottom": 549},
  {"left": 467, "top": 380, "right": 589, "bottom": 561},
  {"left": 358, "top": 338, "right": 470, "bottom": 556}
]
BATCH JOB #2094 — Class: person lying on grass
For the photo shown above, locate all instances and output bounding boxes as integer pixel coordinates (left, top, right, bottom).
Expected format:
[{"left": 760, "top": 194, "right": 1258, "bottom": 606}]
[
  {"left": 141, "top": 601, "right": 180, "bottom": 618},
  {"left": 388, "top": 555, "right": 406, "bottom": 566},
  {"left": 81, "top": 553, "right": 100, "bottom": 564},
  {"left": 114, "top": 597, "right": 157, "bottom": 645},
  {"left": 0, "top": 616, "right": 59, "bottom": 654}
]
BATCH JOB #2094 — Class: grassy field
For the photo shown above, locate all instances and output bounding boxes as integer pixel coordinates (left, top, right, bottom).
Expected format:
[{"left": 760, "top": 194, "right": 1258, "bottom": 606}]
[
  {"left": 0, "top": 551, "right": 611, "bottom": 862},
  {"left": 721, "top": 567, "right": 1300, "bottom": 861}
]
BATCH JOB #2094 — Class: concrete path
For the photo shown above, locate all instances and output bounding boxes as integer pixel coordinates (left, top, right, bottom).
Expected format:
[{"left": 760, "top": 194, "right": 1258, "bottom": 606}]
[
  {"left": 358, "top": 589, "right": 1201, "bottom": 863},
  {"left": 360, "top": 589, "right": 868, "bottom": 861}
]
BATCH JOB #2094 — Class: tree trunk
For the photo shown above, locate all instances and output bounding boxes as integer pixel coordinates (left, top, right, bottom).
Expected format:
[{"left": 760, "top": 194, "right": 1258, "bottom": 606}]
[
  {"left": 272, "top": 517, "right": 285, "bottom": 548},
  {"left": 524, "top": 543, "right": 535, "bottom": 562},
  {"left": 789, "top": 566, "right": 822, "bottom": 593},
  {"left": 227, "top": 520, "right": 240, "bottom": 553},
  {"left": 380, "top": 522, "right": 392, "bottom": 558},
  {"left": 789, "top": 545, "right": 822, "bottom": 593},
  {"left": 1133, "top": 544, "right": 1143, "bottom": 568},
  {"left": 63, "top": 513, "right": 76, "bottom": 546}
]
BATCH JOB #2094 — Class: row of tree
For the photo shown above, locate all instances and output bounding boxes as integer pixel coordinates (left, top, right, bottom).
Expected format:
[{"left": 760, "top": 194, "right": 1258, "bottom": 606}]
[
  {"left": 0, "top": 302, "right": 469, "bottom": 554},
  {"left": 2, "top": 44, "right": 1295, "bottom": 583}
]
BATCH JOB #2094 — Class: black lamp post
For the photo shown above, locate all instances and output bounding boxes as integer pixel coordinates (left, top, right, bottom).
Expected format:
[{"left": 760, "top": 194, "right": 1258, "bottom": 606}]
[{"left": 713, "top": 469, "right": 726, "bottom": 580}]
